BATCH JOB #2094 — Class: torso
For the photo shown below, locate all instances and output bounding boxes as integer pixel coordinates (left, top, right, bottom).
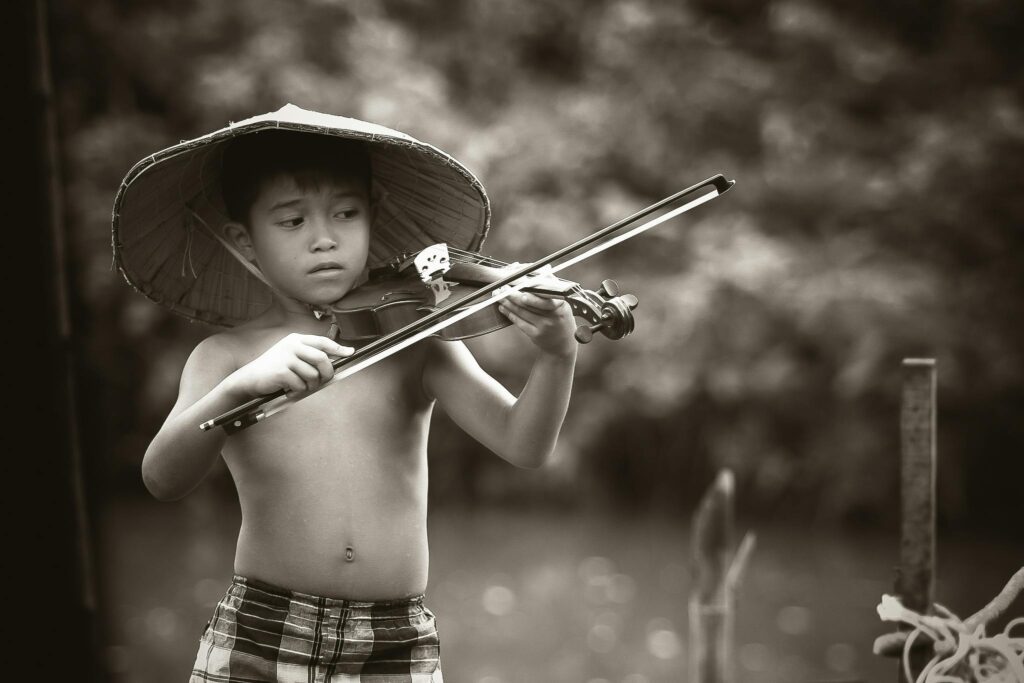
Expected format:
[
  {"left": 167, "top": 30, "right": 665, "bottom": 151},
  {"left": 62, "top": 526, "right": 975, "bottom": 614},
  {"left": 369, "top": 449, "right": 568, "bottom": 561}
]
[{"left": 217, "top": 321, "right": 435, "bottom": 600}]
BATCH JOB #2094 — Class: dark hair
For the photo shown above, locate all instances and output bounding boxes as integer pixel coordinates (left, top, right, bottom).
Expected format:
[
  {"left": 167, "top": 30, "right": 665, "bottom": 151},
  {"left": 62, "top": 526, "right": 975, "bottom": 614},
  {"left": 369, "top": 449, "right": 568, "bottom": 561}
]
[{"left": 221, "top": 130, "right": 371, "bottom": 224}]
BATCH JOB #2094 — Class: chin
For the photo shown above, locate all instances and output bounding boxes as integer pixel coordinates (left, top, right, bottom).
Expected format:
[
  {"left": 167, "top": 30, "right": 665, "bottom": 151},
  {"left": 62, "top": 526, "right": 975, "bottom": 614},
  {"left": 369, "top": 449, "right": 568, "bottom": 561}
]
[{"left": 307, "top": 284, "right": 357, "bottom": 306}]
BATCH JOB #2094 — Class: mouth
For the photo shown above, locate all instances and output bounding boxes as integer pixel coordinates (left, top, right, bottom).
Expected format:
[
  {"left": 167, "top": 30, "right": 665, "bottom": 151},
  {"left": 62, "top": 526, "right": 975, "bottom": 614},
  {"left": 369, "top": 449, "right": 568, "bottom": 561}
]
[{"left": 309, "top": 261, "right": 344, "bottom": 274}]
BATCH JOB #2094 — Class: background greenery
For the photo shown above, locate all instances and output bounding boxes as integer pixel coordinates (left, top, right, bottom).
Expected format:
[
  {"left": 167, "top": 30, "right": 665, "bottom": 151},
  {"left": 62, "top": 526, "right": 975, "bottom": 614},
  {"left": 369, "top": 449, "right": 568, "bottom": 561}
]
[
  {"left": 58, "top": 0, "right": 1024, "bottom": 528},
  {"left": 49, "top": 0, "right": 1024, "bottom": 680}
]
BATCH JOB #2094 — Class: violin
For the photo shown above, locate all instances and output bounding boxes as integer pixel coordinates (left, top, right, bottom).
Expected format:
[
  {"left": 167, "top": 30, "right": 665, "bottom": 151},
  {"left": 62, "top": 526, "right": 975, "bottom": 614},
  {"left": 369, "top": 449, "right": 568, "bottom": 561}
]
[
  {"left": 200, "top": 173, "right": 735, "bottom": 434},
  {"left": 329, "top": 244, "right": 639, "bottom": 345}
]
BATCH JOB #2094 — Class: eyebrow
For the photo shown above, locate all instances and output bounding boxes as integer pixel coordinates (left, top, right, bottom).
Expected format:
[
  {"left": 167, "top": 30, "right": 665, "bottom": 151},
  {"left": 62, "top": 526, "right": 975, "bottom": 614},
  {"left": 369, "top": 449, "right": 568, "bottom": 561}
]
[
  {"left": 329, "top": 190, "right": 363, "bottom": 200},
  {"left": 268, "top": 192, "right": 363, "bottom": 212},
  {"left": 269, "top": 199, "right": 302, "bottom": 212}
]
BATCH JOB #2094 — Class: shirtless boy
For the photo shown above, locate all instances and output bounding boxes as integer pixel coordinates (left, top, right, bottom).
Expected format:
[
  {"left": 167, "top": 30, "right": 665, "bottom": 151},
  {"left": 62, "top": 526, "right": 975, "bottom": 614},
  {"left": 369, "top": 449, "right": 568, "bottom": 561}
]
[{"left": 112, "top": 106, "right": 577, "bottom": 682}]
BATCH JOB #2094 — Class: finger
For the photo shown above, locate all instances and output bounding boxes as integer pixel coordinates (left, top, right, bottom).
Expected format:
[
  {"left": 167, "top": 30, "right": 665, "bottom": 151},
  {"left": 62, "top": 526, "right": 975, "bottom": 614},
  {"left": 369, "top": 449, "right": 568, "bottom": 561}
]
[
  {"left": 287, "top": 359, "right": 320, "bottom": 389},
  {"left": 294, "top": 347, "right": 335, "bottom": 383},
  {"left": 281, "top": 371, "right": 308, "bottom": 395},
  {"left": 501, "top": 299, "right": 547, "bottom": 327},
  {"left": 510, "top": 292, "right": 562, "bottom": 312},
  {"left": 301, "top": 334, "right": 355, "bottom": 358},
  {"left": 498, "top": 303, "right": 540, "bottom": 336}
]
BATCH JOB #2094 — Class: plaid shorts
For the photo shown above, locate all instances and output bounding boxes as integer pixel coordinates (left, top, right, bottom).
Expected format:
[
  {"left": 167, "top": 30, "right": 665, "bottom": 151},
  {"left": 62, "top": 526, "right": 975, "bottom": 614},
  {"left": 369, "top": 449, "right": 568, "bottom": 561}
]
[{"left": 190, "top": 575, "right": 442, "bottom": 682}]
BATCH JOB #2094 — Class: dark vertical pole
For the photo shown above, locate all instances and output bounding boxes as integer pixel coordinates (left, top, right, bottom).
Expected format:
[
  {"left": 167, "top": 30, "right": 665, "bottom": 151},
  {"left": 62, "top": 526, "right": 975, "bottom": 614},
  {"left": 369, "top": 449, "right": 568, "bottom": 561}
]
[
  {"left": 896, "top": 358, "right": 937, "bottom": 681},
  {"left": 35, "top": 0, "right": 98, "bottom": 615},
  {"left": 9, "top": 0, "right": 101, "bottom": 676}
]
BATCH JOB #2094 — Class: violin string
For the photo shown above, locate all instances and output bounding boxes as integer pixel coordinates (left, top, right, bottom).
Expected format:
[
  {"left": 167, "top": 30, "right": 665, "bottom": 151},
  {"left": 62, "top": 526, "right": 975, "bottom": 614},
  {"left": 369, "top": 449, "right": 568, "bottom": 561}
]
[
  {"left": 446, "top": 247, "right": 571, "bottom": 294},
  {"left": 445, "top": 247, "right": 570, "bottom": 279},
  {"left": 447, "top": 247, "right": 562, "bottom": 280},
  {"left": 451, "top": 248, "right": 506, "bottom": 266},
  {"left": 447, "top": 247, "right": 508, "bottom": 267},
  {"left": 395, "top": 248, "right": 505, "bottom": 268},
  {"left": 447, "top": 247, "right": 480, "bottom": 260}
]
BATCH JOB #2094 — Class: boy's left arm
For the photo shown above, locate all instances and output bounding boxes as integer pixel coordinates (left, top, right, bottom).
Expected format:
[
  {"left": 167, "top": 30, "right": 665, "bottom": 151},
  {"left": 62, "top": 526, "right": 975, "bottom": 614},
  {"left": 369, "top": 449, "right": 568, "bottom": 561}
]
[{"left": 423, "top": 291, "right": 578, "bottom": 469}]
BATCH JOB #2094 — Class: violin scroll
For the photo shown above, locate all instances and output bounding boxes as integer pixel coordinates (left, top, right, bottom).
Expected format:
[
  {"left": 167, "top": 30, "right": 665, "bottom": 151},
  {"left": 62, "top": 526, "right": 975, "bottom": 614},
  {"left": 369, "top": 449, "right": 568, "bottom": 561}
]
[{"left": 570, "top": 279, "right": 639, "bottom": 344}]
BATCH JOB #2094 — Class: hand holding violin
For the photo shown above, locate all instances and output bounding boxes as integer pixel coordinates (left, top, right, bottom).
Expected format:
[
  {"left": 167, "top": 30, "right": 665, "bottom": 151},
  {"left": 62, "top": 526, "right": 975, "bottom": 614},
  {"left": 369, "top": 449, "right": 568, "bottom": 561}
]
[{"left": 497, "top": 291, "right": 578, "bottom": 359}]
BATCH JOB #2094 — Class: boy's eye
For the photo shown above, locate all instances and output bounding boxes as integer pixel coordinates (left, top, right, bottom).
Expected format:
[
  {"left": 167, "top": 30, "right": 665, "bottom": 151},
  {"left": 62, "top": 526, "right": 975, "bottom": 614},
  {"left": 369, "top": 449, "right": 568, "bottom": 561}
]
[
  {"left": 335, "top": 208, "right": 360, "bottom": 220},
  {"left": 278, "top": 216, "right": 304, "bottom": 228}
]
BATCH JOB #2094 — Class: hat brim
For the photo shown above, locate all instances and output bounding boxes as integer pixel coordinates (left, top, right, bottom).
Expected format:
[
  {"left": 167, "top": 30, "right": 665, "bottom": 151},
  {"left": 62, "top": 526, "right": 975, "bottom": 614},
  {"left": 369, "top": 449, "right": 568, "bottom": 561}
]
[{"left": 112, "top": 104, "right": 491, "bottom": 327}]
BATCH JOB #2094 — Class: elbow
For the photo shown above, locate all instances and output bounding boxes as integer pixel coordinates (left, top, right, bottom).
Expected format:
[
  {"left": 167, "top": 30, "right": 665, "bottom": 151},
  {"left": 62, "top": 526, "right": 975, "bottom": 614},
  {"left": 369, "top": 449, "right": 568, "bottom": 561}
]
[
  {"left": 141, "top": 452, "right": 186, "bottom": 502},
  {"left": 507, "top": 446, "right": 553, "bottom": 470},
  {"left": 142, "top": 476, "right": 180, "bottom": 502},
  {"left": 142, "top": 468, "right": 182, "bottom": 502},
  {"left": 520, "top": 453, "right": 550, "bottom": 470}
]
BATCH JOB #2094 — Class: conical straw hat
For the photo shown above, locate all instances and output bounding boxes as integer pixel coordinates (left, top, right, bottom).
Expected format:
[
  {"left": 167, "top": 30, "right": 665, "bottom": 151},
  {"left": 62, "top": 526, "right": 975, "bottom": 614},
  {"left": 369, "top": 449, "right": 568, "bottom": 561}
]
[{"left": 112, "top": 104, "right": 491, "bottom": 327}]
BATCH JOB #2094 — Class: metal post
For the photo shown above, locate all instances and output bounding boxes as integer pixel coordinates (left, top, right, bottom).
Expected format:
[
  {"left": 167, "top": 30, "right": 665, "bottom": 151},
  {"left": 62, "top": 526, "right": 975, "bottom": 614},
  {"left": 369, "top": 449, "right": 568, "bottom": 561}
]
[{"left": 897, "top": 358, "right": 937, "bottom": 681}]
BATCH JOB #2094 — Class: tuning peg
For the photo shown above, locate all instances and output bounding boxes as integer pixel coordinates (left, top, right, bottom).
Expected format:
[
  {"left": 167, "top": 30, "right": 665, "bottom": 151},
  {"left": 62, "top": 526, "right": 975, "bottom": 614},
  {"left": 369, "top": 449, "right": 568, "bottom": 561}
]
[
  {"left": 599, "top": 279, "right": 620, "bottom": 298},
  {"left": 574, "top": 286, "right": 638, "bottom": 344},
  {"left": 574, "top": 324, "right": 597, "bottom": 344}
]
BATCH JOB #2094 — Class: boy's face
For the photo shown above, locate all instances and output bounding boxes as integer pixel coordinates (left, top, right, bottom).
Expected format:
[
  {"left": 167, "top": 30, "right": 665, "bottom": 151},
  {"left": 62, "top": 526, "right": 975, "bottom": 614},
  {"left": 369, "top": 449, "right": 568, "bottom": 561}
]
[{"left": 233, "top": 173, "right": 371, "bottom": 308}]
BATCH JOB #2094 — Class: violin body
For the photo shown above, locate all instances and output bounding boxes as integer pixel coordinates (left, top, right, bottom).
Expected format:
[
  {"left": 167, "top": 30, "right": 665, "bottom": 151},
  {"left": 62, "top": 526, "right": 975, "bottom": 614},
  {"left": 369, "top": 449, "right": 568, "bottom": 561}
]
[
  {"left": 329, "top": 258, "right": 637, "bottom": 344},
  {"left": 327, "top": 269, "right": 509, "bottom": 342}
]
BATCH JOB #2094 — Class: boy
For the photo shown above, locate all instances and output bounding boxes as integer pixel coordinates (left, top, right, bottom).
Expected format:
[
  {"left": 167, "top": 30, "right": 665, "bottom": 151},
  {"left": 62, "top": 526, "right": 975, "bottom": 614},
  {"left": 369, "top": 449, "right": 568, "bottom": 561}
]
[{"left": 112, "top": 105, "right": 578, "bottom": 682}]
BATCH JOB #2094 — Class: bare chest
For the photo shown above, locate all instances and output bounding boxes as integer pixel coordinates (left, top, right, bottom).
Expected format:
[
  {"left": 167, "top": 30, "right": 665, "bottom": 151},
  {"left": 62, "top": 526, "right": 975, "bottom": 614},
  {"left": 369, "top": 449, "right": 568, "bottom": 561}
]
[{"left": 221, "top": 346, "right": 433, "bottom": 487}]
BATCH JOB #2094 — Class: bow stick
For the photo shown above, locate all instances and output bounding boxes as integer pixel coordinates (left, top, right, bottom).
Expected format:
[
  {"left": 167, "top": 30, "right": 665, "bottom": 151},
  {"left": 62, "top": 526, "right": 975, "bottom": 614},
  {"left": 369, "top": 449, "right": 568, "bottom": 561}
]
[{"left": 201, "top": 173, "right": 735, "bottom": 433}]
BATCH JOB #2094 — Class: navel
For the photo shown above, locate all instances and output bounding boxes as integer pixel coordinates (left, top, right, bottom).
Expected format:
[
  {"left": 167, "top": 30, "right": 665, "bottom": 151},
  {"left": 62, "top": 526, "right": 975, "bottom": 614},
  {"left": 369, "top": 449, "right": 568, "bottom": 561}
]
[{"left": 345, "top": 545, "right": 355, "bottom": 562}]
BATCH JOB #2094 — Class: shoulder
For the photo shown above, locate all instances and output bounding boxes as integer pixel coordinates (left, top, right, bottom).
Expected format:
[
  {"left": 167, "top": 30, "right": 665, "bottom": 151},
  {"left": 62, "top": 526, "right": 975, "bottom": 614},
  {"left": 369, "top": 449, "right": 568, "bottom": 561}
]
[
  {"left": 191, "top": 312, "right": 281, "bottom": 369},
  {"left": 162, "top": 330, "right": 245, "bottom": 413},
  {"left": 182, "top": 330, "right": 242, "bottom": 380}
]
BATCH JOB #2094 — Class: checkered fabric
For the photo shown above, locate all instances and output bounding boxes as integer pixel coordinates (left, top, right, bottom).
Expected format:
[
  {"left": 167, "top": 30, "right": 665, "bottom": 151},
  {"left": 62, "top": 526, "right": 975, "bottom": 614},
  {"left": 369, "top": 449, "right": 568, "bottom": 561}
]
[{"left": 190, "top": 576, "right": 442, "bottom": 682}]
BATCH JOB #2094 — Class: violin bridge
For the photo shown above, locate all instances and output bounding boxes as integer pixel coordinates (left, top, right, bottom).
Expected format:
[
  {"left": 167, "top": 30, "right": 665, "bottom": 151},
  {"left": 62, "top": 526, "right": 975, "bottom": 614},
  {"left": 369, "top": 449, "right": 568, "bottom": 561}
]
[
  {"left": 413, "top": 244, "right": 451, "bottom": 281},
  {"left": 414, "top": 244, "right": 453, "bottom": 305}
]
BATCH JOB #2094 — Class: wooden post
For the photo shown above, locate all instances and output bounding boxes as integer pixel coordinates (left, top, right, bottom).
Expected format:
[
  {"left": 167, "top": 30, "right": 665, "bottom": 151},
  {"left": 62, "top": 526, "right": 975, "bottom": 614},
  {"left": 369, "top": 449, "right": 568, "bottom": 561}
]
[
  {"left": 896, "top": 358, "right": 937, "bottom": 681},
  {"left": 9, "top": 0, "right": 100, "bottom": 674},
  {"left": 689, "top": 470, "right": 756, "bottom": 683}
]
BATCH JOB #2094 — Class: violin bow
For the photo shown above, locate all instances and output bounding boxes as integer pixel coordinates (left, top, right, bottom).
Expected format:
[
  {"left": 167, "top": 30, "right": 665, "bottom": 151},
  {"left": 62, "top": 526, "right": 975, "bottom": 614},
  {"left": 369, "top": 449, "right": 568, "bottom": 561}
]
[{"left": 201, "top": 173, "right": 735, "bottom": 433}]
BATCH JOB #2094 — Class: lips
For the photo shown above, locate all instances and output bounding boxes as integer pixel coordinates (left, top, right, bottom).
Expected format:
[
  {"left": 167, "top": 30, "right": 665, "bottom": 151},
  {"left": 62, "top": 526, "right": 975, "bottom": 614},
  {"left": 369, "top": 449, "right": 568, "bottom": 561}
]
[{"left": 309, "top": 261, "right": 344, "bottom": 273}]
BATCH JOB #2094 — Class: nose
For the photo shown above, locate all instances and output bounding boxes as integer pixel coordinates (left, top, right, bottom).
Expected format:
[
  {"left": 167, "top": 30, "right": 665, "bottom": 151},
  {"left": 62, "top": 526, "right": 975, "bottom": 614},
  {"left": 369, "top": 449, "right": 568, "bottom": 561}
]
[{"left": 308, "top": 217, "right": 337, "bottom": 252}]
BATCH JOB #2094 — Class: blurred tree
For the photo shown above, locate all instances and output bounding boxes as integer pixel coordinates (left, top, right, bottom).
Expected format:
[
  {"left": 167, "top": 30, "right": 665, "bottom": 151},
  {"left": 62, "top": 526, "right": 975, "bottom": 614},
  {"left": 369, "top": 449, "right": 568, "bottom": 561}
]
[{"left": 50, "top": 0, "right": 1024, "bottom": 533}]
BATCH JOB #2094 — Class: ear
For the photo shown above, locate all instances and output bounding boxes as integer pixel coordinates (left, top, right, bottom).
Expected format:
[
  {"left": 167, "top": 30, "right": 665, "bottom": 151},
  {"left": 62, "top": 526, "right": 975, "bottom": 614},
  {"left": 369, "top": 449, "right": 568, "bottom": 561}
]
[{"left": 223, "top": 221, "right": 257, "bottom": 261}]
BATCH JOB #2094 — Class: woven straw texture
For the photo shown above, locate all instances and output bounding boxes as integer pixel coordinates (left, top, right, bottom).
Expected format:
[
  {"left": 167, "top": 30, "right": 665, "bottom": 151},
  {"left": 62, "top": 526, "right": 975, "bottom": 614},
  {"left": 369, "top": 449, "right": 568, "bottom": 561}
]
[{"left": 112, "top": 104, "right": 491, "bottom": 327}]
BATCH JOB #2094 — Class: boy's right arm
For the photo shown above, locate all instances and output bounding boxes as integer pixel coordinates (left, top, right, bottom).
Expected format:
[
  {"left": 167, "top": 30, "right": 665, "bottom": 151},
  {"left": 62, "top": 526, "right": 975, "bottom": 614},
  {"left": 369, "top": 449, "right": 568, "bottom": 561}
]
[
  {"left": 142, "top": 335, "right": 246, "bottom": 501},
  {"left": 142, "top": 333, "right": 351, "bottom": 501}
]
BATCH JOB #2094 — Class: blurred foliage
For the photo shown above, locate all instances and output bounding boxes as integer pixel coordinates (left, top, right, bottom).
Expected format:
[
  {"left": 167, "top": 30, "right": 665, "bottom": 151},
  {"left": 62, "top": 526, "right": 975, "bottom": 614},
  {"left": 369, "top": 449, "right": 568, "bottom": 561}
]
[{"left": 52, "top": 0, "right": 1024, "bottom": 531}]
